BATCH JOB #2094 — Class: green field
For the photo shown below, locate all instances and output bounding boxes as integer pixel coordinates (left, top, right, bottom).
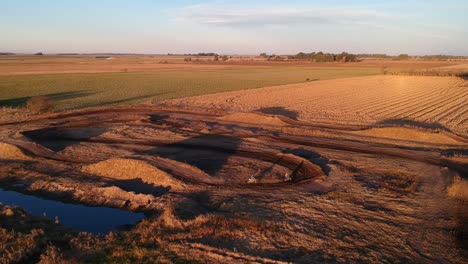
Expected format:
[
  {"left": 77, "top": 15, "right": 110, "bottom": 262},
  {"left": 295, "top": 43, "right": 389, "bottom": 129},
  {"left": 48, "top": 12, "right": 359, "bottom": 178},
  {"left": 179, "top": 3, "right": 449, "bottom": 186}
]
[{"left": 0, "top": 66, "right": 380, "bottom": 110}]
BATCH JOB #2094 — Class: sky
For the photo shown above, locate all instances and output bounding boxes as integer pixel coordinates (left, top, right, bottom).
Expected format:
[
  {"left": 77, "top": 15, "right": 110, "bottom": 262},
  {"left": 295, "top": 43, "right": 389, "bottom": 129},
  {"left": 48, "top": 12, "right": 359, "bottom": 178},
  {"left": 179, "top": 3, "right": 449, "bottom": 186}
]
[{"left": 1, "top": 0, "right": 468, "bottom": 55}]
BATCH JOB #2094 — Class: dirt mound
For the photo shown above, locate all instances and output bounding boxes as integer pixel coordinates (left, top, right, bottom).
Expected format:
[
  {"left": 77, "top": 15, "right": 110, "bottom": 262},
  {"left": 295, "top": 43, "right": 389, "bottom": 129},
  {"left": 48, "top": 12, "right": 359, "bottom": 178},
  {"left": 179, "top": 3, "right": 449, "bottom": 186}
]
[
  {"left": 0, "top": 143, "right": 30, "bottom": 160},
  {"left": 82, "top": 158, "right": 185, "bottom": 190},
  {"left": 219, "top": 113, "right": 288, "bottom": 126},
  {"left": 352, "top": 127, "right": 464, "bottom": 144},
  {"left": 273, "top": 153, "right": 324, "bottom": 183}
]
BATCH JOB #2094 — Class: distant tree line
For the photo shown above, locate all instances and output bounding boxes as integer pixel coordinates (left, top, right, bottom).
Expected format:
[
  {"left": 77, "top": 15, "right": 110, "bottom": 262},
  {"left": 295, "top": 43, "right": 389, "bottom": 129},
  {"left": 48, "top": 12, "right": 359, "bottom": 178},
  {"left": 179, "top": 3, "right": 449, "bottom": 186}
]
[
  {"left": 181, "top": 53, "right": 218, "bottom": 56},
  {"left": 213, "top": 55, "right": 229, "bottom": 61},
  {"left": 288, "top": 52, "right": 359, "bottom": 62},
  {"left": 259, "top": 53, "right": 288, "bottom": 61},
  {"left": 0, "top": 52, "right": 15, "bottom": 55},
  {"left": 356, "top": 54, "right": 391, "bottom": 59},
  {"left": 184, "top": 54, "right": 229, "bottom": 62}
]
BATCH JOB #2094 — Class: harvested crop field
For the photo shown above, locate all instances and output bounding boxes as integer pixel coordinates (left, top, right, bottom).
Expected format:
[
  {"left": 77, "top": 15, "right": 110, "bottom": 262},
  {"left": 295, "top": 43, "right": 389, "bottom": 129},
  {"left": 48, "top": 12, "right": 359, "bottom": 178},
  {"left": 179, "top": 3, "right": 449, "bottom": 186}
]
[
  {"left": 0, "top": 66, "right": 380, "bottom": 110},
  {"left": 0, "top": 102, "right": 467, "bottom": 263},
  {"left": 168, "top": 75, "right": 468, "bottom": 136},
  {"left": 3, "top": 55, "right": 466, "bottom": 111}
]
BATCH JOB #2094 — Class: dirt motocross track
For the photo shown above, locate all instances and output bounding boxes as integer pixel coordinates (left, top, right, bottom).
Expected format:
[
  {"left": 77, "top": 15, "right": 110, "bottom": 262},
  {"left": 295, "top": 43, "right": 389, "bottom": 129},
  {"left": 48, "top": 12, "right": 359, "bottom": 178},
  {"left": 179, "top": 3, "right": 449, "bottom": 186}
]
[{"left": 0, "top": 104, "right": 467, "bottom": 263}]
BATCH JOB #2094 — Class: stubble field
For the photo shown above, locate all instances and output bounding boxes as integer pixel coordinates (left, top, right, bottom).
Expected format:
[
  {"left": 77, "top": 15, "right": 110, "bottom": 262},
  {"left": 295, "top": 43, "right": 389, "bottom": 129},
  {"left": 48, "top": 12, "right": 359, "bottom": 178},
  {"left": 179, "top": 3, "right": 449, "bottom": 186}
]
[{"left": 168, "top": 75, "right": 468, "bottom": 136}]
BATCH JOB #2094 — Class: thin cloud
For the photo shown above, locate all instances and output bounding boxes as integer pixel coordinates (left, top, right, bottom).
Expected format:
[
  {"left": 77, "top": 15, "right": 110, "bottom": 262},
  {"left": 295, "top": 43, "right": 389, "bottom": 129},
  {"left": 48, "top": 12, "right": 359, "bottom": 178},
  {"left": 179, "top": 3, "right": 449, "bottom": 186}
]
[{"left": 174, "top": 4, "right": 388, "bottom": 26}]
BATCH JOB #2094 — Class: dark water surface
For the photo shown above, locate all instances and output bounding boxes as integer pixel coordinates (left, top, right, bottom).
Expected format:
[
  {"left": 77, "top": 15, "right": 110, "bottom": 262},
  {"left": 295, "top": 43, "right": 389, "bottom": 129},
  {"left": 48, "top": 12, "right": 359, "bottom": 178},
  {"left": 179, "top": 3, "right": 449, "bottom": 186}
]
[{"left": 0, "top": 188, "right": 144, "bottom": 234}]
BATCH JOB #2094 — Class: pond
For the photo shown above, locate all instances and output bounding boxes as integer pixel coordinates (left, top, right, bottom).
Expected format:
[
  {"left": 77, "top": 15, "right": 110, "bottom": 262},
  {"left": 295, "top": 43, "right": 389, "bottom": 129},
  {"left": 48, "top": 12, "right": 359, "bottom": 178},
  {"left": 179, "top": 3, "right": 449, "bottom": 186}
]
[{"left": 0, "top": 188, "right": 145, "bottom": 234}]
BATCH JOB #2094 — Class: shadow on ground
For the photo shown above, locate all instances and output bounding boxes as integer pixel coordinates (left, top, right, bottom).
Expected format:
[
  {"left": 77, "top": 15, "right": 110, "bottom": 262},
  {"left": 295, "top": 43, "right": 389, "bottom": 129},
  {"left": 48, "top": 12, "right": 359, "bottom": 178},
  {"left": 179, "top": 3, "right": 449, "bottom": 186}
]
[
  {"left": 85, "top": 92, "right": 170, "bottom": 108},
  {"left": 109, "top": 179, "right": 171, "bottom": 196},
  {"left": 283, "top": 148, "right": 331, "bottom": 175},
  {"left": 149, "top": 114, "right": 170, "bottom": 123},
  {"left": 257, "top": 107, "right": 299, "bottom": 120},
  {"left": 376, "top": 118, "right": 450, "bottom": 132},
  {"left": 22, "top": 127, "right": 108, "bottom": 152},
  {"left": 0, "top": 91, "right": 96, "bottom": 108},
  {"left": 174, "top": 191, "right": 213, "bottom": 220},
  {"left": 143, "top": 134, "right": 242, "bottom": 176}
]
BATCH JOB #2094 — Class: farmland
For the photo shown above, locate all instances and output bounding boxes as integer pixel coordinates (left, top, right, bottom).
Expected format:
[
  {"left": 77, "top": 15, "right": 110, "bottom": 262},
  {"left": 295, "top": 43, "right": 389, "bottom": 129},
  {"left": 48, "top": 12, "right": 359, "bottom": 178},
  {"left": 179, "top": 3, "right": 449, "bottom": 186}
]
[
  {"left": 0, "top": 66, "right": 380, "bottom": 110},
  {"left": 0, "top": 55, "right": 467, "bottom": 263},
  {"left": 168, "top": 75, "right": 468, "bottom": 136},
  {"left": 0, "top": 55, "right": 462, "bottom": 110}
]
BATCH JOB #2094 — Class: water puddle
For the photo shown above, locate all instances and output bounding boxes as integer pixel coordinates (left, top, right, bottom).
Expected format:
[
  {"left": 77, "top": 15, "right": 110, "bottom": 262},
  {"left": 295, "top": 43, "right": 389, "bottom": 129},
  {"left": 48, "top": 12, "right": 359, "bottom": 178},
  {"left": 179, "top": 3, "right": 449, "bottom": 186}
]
[{"left": 0, "top": 188, "right": 144, "bottom": 234}]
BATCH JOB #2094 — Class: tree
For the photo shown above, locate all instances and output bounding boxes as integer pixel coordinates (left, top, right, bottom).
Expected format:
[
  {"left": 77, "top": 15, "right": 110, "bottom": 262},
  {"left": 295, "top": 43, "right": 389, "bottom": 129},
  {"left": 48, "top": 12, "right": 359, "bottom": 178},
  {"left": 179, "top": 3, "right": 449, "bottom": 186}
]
[
  {"left": 289, "top": 51, "right": 358, "bottom": 62},
  {"left": 398, "top": 54, "right": 410, "bottom": 60},
  {"left": 221, "top": 55, "right": 229, "bottom": 61},
  {"left": 259, "top": 53, "right": 268, "bottom": 58}
]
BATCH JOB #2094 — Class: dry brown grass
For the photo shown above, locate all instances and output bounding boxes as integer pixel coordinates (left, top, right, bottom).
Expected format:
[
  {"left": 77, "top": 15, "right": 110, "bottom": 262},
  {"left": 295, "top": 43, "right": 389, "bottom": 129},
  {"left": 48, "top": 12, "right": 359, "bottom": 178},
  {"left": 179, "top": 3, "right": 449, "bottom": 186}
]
[
  {"left": 0, "top": 143, "right": 30, "bottom": 160},
  {"left": 82, "top": 158, "right": 185, "bottom": 190},
  {"left": 353, "top": 170, "right": 418, "bottom": 195},
  {"left": 447, "top": 176, "right": 468, "bottom": 200},
  {"left": 0, "top": 205, "right": 74, "bottom": 264},
  {"left": 39, "top": 245, "right": 65, "bottom": 264},
  {"left": 0, "top": 228, "right": 42, "bottom": 264}
]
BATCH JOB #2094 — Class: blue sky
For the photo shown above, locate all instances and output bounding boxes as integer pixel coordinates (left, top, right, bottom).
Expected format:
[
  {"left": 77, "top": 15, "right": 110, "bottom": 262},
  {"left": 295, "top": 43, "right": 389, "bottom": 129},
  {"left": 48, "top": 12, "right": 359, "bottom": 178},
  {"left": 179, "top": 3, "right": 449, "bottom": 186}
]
[{"left": 1, "top": 0, "right": 467, "bottom": 55}]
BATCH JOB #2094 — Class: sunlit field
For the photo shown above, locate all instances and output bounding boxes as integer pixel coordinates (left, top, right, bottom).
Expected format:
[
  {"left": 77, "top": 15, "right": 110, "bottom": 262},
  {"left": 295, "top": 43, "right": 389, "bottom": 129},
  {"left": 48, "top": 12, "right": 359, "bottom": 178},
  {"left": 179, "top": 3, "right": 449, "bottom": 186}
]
[{"left": 0, "top": 66, "right": 380, "bottom": 110}]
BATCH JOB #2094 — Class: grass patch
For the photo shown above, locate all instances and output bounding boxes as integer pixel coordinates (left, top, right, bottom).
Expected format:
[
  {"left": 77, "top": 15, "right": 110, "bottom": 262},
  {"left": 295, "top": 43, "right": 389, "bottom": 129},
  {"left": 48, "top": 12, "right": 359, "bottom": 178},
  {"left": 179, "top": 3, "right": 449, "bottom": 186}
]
[
  {"left": 383, "top": 68, "right": 468, "bottom": 78},
  {"left": 0, "top": 67, "right": 380, "bottom": 110}
]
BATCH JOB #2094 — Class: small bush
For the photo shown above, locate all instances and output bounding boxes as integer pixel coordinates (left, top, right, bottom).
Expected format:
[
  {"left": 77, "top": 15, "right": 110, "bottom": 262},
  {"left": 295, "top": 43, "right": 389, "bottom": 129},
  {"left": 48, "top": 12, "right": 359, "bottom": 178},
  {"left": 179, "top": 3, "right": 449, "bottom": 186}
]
[{"left": 26, "top": 96, "right": 54, "bottom": 113}]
